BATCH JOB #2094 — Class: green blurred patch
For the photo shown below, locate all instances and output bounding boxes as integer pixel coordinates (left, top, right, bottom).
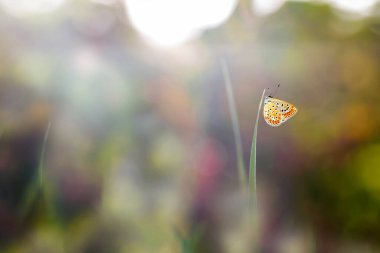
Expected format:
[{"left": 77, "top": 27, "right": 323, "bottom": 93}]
[
  {"left": 352, "top": 144, "right": 380, "bottom": 195},
  {"left": 299, "top": 143, "right": 380, "bottom": 245}
]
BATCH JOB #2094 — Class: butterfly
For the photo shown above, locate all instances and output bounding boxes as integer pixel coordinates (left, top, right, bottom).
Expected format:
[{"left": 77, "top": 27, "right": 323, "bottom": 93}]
[{"left": 263, "top": 96, "right": 297, "bottom": 127}]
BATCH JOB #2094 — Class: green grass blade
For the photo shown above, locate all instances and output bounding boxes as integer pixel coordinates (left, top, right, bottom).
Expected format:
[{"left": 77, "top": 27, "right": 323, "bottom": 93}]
[
  {"left": 249, "top": 89, "right": 266, "bottom": 218},
  {"left": 174, "top": 225, "right": 204, "bottom": 253},
  {"left": 39, "top": 121, "right": 52, "bottom": 186},
  {"left": 220, "top": 59, "right": 247, "bottom": 189},
  {"left": 19, "top": 121, "right": 52, "bottom": 219}
]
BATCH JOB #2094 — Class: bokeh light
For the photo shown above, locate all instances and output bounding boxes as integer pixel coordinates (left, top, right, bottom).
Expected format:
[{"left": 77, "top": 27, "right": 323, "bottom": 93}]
[
  {"left": 0, "top": 0, "right": 65, "bottom": 17},
  {"left": 124, "top": 0, "right": 237, "bottom": 47}
]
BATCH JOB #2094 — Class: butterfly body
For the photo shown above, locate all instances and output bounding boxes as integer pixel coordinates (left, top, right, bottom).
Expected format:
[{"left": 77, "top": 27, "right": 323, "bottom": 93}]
[{"left": 263, "top": 96, "right": 297, "bottom": 127}]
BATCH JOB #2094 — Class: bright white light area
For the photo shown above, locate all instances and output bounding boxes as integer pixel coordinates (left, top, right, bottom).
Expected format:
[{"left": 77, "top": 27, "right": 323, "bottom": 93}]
[
  {"left": 91, "top": 0, "right": 118, "bottom": 5},
  {"left": 124, "top": 0, "right": 237, "bottom": 48},
  {"left": 0, "top": 0, "right": 65, "bottom": 17},
  {"left": 252, "top": 0, "right": 379, "bottom": 16},
  {"left": 328, "top": 0, "right": 378, "bottom": 14},
  {"left": 253, "top": 0, "right": 286, "bottom": 16}
]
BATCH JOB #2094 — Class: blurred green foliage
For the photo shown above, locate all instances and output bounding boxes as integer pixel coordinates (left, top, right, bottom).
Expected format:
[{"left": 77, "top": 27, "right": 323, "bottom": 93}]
[{"left": 0, "top": 1, "right": 379, "bottom": 252}]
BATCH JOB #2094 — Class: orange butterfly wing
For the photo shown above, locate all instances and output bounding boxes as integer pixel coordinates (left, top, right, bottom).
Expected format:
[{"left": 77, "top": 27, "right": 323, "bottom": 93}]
[
  {"left": 263, "top": 101, "right": 282, "bottom": 127},
  {"left": 270, "top": 98, "right": 298, "bottom": 122},
  {"left": 263, "top": 97, "right": 297, "bottom": 126}
]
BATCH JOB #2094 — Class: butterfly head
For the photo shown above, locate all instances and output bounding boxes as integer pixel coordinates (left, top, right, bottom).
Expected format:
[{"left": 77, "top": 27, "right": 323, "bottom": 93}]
[{"left": 264, "top": 95, "right": 273, "bottom": 105}]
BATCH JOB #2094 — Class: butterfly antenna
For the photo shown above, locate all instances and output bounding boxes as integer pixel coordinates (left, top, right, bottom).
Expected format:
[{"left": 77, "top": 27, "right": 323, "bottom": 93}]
[
  {"left": 272, "top": 83, "right": 280, "bottom": 97},
  {"left": 267, "top": 87, "right": 271, "bottom": 97}
]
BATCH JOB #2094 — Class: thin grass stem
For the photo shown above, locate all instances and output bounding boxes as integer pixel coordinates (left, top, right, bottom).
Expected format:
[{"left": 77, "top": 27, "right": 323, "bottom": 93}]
[
  {"left": 220, "top": 59, "right": 247, "bottom": 190},
  {"left": 249, "top": 89, "right": 266, "bottom": 219},
  {"left": 19, "top": 121, "right": 52, "bottom": 219},
  {"left": 39, "top": 121, "right": 52, "bottom": 186}
]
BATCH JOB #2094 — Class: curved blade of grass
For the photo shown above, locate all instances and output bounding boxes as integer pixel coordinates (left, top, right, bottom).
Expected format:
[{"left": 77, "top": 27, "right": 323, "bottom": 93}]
[
  {"left": 19, "top": 121, "right": 52, "bottom": 219},
  {"left": 220, "top": 59, "right": 247, "bottom": 189},
  {"left": 39, "top": 121, "right": 51, "bottom": 185},
  {"left": 174, "top": 225, "right": 204, "bottom": 253},
  {"left": 249, "top": 89, "right": 266, "bottom": 219}
]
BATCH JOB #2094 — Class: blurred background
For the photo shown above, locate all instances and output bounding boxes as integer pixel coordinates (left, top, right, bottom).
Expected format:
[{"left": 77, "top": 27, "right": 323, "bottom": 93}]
[{"left": 0, "top": 0, "right": 380, "bottom": 252}]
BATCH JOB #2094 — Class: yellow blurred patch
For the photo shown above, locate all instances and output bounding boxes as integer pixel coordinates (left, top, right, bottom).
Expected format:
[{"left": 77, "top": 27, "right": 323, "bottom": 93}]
[
  {"left": 341, "top": 49, "right": 377, "bottom": 92},
  {"left": 352, "top": 144, "right": 380, "bottom": 193},
  {"left": 342, "top": 104, "right": 376, "bottom": 141}
]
